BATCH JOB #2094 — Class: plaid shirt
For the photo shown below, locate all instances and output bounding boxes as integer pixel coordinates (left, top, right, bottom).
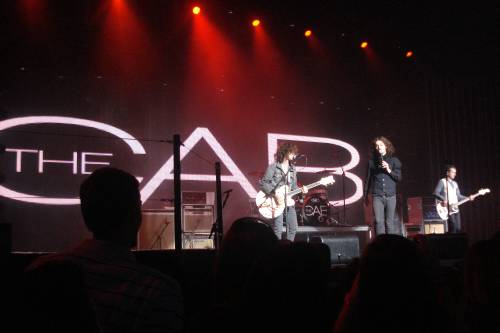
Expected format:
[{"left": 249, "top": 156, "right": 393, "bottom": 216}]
[{"left": 28, "top": 239, "right": 183, "bottom": 333}]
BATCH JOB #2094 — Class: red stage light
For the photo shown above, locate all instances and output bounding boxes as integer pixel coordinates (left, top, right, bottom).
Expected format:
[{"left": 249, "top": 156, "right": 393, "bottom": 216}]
[
  {"left": 360, "top": 41, "right": 368, "bottom": 49},
  {"left": 192, "top": 6, "right": 201, "bottom": 15},
  {"left": 252, "top": 19, "right": 260, "bottom": 27},
  {"left": 304, "top": 30, "right": 312, "bottom": 37},
  {"left": 406, "top": 51, "right": 413, "bottom": 58}
]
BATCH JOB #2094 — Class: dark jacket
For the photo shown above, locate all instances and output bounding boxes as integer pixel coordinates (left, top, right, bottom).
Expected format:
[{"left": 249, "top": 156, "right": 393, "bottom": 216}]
[
  {"left": 364, "top": 155, "right": 402, "bottom": 198},
  {"left": 260, "top": 162, "right": 298, "bottom": 195}
]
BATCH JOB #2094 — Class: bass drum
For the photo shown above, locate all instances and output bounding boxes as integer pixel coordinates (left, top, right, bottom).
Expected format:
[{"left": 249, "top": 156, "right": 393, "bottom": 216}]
[{"left": 302, "top": 194, "right": 330, "bottom": 226}]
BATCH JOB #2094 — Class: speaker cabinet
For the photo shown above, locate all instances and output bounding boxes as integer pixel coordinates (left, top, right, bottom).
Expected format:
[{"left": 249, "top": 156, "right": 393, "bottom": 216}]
[
  {"left": 407, "top": 197, "right": 423, "bottom": 225},
  {"left": 424, "top": 221, "right": 446, "bottom": 234},
  {"left": 137, "top": 209, "right": 175, "bottom": 250},
  {"left": 309, "top": 235, "right": 360, "bottom": 264},
  {"left": 182, "top": 191, "right": 215, "bottom": 205},
  {"left": 182, "top": 233, "right": 214, "bottom": 249},
  {"left": 405, "top": 224, "right": 423, "bottom": 237},
  {"left": 182, "top": 205, "right": 214, "bottom": 233}
]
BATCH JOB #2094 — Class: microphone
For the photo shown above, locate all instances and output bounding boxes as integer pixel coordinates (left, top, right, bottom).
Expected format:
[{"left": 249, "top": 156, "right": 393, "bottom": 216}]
[
  {"left": 223, "top": 189, "right": 233, "bottom": 194},
  {"left": 292, "top": 154, "right": 306, "bottom": 163},
  {"left": 376, "top": 151, "right": 384, "bottom": 168}
]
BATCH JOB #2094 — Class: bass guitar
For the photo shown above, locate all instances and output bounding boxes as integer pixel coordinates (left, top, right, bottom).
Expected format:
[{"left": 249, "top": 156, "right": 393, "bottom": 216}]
[{"left": 436, "top": 188, "right": 490, "bottom": 220}]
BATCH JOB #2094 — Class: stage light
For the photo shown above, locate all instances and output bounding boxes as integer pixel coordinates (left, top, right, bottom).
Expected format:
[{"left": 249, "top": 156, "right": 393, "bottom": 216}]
[
  {"left": 304, "top": 30, "right": 312, "bottom": 37},
  {"left": 252, "top": 19, "right": 260, "bottom": 27},
  {"left": 360, "top": 41, "right": 368, "bottom": 49},
  {"left": 406, "top": 51, "right": 413, "bottom": 58},
  {"left": 192, "top": 6, "right": 201, "bottom": 15}
]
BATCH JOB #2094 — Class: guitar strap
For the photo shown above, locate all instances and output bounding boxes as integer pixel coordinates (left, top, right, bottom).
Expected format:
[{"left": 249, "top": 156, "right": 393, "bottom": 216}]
[
  {"left": 441, "top": 178, "right": 448, "bottom": 199},
  {"left": 443, "top": 178, "right": 459, "bottom": 214},
  {"left": 442, "top": 178, "right": 450, "bottom": 219}
]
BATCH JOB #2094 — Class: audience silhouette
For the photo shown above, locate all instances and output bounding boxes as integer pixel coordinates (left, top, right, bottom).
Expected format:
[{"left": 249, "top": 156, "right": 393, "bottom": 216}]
[
  {"left": 334, "top": 234, "right": 449, "bottom": 333},
  {"left": 24, "top": 167, "right": 183, "bottom": 333},
  {"left": 463, "top": 238, "right": 500, "bottom": 332},
  {"left": 14, "top": 168, "right": 500, "bottom": 333}
]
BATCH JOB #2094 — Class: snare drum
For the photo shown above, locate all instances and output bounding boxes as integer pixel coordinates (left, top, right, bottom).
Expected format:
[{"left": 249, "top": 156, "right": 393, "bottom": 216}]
[{"left": 302, "top": 194, "right": 330, "bottom": 226}]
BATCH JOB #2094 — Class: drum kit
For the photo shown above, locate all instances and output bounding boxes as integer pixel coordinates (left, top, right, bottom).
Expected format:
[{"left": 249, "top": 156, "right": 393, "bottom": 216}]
[
  {"left": 248, "top": 170, "right": 344, "bottom": 226},
  {"left": 295, "top": 186, "right": 342, "bottom": 226}
]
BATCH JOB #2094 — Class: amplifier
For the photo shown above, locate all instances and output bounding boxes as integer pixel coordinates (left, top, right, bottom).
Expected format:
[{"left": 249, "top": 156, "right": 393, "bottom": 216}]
[
  {"left": 182, "top": 204, "right": 214, "bottom": 233},
  {"left": 424, "top": 221, "right": 446, "bottom": 234},
  {"left": 422, "top": 196, "right": 440, "bottom": 221},
  {"left": 405, "top": 224, "right": 423, "bottom": 237},
  {"left": 183, "top": 233, "right": 214, "bottom": 249},
  {"left": 407, "top": 197, "right": 423, "bottom": 225},
  {"left": 182, "top": 191, "right": 215, "bottom": 205}
]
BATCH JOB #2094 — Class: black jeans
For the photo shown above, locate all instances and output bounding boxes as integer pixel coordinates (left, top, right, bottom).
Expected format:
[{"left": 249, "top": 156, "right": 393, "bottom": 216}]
[
  {"left": 447, "top": 213, "right": 461, "bottom": 233},
  {"left": 372, "top": 195, "right": 398, "bottom": 235}
]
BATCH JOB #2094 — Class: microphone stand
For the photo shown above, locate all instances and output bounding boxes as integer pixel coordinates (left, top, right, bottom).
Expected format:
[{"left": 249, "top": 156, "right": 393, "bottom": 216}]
[
  {"left": 283, "top": 167, "right": 290, "bottom": 240},
  {"left": 148, "top": 199, "right": 174, "bottom": 249},
  {"left": 341, "top": 167, "right": 346, "bottom": 225},
  {"left": 150, "top": 222, "right": 169, "bottom": 249},
  {"left": 270, "top": 165, "right": 290, "bottom": 240},
  {"left": 209, "top": 190, "right": 231, "bottom": 240}
]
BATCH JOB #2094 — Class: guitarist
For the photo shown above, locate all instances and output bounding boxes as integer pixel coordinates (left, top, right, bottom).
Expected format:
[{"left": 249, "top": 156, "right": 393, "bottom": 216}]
[
  {"left": 260, "top": 142, "right": 308, "bottom": 241},
  {"left": 434, "top": 165, "right": 474, "bottom": 233}
]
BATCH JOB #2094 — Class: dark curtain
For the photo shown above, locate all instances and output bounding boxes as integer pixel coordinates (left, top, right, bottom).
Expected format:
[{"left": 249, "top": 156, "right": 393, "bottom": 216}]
[{"left": 425, "top": 74, "right": 500, "bottom": 242}]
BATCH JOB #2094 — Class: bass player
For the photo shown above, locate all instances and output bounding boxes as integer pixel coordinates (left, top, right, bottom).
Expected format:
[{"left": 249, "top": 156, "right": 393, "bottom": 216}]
[{"left": 434, "top": 165, "right": 474, "bottom": 233}]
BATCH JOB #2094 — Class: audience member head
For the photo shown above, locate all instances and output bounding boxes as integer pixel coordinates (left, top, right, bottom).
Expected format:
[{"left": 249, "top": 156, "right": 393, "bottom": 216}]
[
  {"left": 360, "top": 234, "right": 433, "bottom": 297},
  {"left": 464, "top": 239, "right": 500, "bottom": 305},
  {"left": 356, "top": 234, "right": 440, "bottom": 332},
  {"left": 491, "top": 229, "right": 500, "bottom": 241},
  {"left": 214, "top": 217, "right": 278, "bottom": 304},
  {"left": 243, "top": 241, "right": 332, "bottom": 332},
  {"left": 80, "top": 167, "right": 141, "bottom": 247}
]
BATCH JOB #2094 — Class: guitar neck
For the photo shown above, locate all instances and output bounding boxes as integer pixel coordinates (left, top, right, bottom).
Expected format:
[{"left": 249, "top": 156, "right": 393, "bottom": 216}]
[
  {"left": 288, "top": 181, "right": 324, "bottom": 197},
  {"left": 457, "top": 192, "right": 481, "bottom": 206}
]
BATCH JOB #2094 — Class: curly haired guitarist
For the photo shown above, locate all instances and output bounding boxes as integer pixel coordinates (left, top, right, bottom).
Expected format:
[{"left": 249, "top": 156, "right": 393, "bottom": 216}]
[{"left": 259, "top": 143, "right": 308, "bottom": 241}]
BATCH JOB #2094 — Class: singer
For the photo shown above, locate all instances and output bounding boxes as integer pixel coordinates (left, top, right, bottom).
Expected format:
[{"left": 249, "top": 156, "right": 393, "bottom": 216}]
[
  {"left": 363, "top": 136, "right": 402, "bottom": 235},
  {"left": 260, "top": 142, "right": 307, "bottom": 241}
]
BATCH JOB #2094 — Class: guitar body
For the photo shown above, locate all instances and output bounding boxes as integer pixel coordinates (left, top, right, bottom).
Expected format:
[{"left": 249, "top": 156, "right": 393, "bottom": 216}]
[
  {"left": 256, "top": 175, "right": 335, "bottom": 219},
  {"left": 435, "top": 202, "right": 458, "bottom": 220},
  {"left": 435, "top": 188, "right": 490, "bottom": 220},
  {"left": 255, "top": 185, "right": 295, "bottom": 219}
]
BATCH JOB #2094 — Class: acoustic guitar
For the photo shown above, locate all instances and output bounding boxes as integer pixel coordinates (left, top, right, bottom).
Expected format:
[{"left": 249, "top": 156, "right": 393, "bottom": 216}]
[{"left": 255, "top": 175, "right": 335, "bottom": 219}]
